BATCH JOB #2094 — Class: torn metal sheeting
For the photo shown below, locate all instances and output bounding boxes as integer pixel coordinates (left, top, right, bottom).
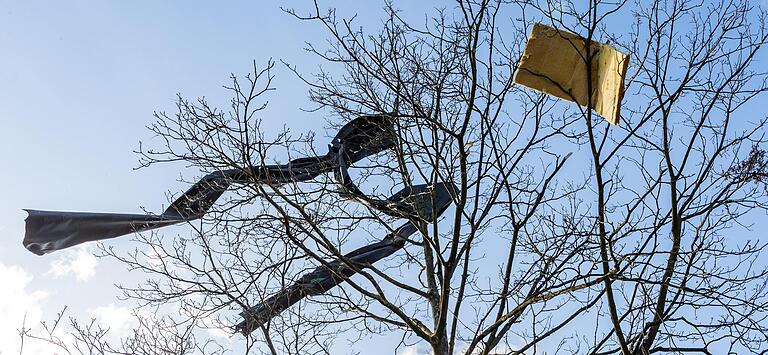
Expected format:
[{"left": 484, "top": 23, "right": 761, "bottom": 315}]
[{"left": 513, "top": 23, "right": 629, "bottom": 125}]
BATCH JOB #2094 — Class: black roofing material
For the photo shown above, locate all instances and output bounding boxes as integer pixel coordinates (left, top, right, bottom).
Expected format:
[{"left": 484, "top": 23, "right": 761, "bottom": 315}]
[
  {"left": 23, "top": 115, "right": 393, "bottom": 255},
  {"left": 22, "top": 114, "right": 456, "bottom": 334},
  {"left": 235, "top": 182, "right": 455, "bottom": 334}
]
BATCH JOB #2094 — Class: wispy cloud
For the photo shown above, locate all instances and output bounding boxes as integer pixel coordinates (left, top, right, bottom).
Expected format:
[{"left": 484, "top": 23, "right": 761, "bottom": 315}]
[
  {"left": 47, "top": 245, "right": 98, "bottom": 281},
  {"left": 0, "top": 262, "right": 57, "bottom": 354},
  {"left": 199, "top": 313, "right": 235, "bottom": 340},
  {"left": 398, "top": 345, "right": 427, "bottom": 355},
  {"left": 90, "top": 303, "right": 137, "bottom": 339}
]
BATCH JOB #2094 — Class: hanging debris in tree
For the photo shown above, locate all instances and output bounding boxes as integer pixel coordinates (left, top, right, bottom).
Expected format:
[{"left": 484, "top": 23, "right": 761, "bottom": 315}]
[
  {"left": 514, "top": 23, "right": 629, "bottom": 125},
  {"left": 22, "top": 114, "right": 458, "bottom": 334}
]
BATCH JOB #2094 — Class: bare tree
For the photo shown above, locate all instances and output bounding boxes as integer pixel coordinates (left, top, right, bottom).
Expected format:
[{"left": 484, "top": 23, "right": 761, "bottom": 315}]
[{"left": 19, "top": 0, "right": 768, "bottom": 354}]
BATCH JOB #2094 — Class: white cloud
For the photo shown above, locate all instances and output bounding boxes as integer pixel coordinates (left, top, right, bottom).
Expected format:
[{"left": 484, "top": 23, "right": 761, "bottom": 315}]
[
  {"left": 0, "top": 261, "right": 60, "bottom": 355},
  {"left": 398, "top": 345, "right": 426, "bottom": 355},
  {"left": 199, "top": 313, "right": 233, "bottom": 340},
  {"left": 90, "top": 303, "right": 137, "bottom": 340},
  {"left": 143, "top": 245, "right": 169, "bottom": 270},
  {"left": 47, "top": 245, "right": 98, "bottom": 281},
  {"left": 449, "top": 343, "right": 518, "bottom": 355},
  {"left": 397, "top": 342, "right": 516, "bottom": 355}
]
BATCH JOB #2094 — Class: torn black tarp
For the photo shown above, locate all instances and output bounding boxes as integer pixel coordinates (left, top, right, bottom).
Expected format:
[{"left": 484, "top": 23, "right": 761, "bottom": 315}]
[
  {"left": 23, "top": 158, "right": 334, "bottom": 255},
  {"left": 22, "top": 114, "right": 457, "bottom": 334},
  {"left": 23, "top": 115, "right": 394, "bottom": 255},
  {"left": 235, "top": 182, "right": 455, "bottom": 334}
]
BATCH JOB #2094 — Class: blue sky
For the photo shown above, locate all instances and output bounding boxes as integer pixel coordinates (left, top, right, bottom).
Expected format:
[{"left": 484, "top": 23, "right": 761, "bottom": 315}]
[
  {"left": 0, "top": 1, "right": 344, "bottom": 353},
  {"left": 0, "top": 2, "right": 452, "bottom": 353}
]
